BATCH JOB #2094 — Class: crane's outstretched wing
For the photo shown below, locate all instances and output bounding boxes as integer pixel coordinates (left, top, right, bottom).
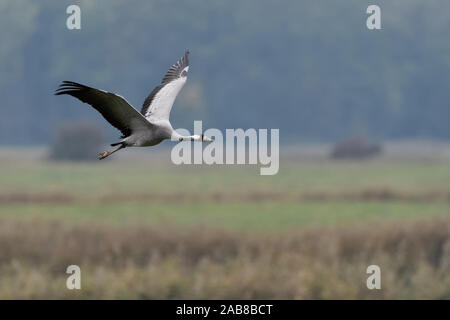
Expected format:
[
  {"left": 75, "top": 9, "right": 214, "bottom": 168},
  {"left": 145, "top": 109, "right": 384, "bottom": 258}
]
[
  {"left": 141, "top": 49, "right": 189, "bottom": 121},
  {"left": 55, "top": 81, "right": 153, "bottom": 138}
]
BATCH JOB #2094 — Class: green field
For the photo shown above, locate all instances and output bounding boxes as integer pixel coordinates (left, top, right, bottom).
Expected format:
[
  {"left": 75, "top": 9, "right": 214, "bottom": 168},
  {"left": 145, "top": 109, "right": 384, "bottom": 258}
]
[
  {"left": 2, "top": 157, "right": 450, "bottom": 229},
  {"left": 1, "top": 150, "right": 450, "bottom": 299}
]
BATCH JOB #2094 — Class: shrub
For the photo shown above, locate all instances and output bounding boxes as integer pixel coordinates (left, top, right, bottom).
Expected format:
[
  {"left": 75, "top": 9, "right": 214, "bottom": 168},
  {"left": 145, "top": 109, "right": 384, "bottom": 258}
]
[
  {"left": 49, "top": 122, "right": 104, "bottom": 161},
  {"left": 331, "top": 138, "right": 382, "bottom": 159}
]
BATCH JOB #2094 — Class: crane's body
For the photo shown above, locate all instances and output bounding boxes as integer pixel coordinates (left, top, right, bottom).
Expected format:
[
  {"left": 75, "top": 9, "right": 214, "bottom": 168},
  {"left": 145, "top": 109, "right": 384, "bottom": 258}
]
[{"left": 55, "top": 50, "right": 212, "bottom": 159}]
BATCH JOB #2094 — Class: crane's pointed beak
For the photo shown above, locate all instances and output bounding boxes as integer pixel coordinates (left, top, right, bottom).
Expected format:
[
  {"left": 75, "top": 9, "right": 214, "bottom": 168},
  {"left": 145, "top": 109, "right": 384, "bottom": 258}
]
[{"left": 202, "top": 136, "right": 214, "bottom": 142}]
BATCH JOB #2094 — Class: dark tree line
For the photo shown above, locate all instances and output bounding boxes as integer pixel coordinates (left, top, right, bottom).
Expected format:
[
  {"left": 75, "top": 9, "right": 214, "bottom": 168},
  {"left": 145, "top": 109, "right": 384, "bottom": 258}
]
[{"left": 1, "top": 0, "right": 450, "bottom": 145}]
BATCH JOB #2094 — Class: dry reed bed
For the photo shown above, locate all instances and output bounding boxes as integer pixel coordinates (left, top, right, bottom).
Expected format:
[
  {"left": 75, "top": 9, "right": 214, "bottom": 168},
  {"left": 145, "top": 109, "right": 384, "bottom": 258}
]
[
  {"left": 3, "top": 188, "right": 450, "bottom": 204},
  {"left": 0, "top": 219, "right": 449, "bottom": 299}
]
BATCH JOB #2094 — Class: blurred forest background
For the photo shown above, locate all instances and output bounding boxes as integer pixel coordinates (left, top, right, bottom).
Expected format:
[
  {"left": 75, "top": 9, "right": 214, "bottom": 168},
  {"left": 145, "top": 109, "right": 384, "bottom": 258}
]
[{"left": 1, "top": 0, "right": 450, "bottom": 145}]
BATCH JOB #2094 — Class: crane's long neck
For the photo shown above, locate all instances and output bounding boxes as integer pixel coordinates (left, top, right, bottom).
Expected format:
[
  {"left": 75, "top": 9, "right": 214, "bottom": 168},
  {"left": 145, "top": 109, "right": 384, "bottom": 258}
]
[{"left": 171, "top": 131, "right": 202, "bottom": 142}]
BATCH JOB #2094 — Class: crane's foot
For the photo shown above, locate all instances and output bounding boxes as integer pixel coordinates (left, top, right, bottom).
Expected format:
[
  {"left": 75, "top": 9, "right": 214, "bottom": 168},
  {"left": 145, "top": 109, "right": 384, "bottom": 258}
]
[{"left": 98, "top": 151, "right": 109, "bottom": 160}]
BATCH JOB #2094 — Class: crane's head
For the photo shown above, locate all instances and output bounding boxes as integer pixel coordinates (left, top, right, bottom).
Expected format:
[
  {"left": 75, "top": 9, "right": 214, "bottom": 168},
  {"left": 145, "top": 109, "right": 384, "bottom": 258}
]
[
  {"left": 200, "top": 134, "right": 213, "bottom": 142},
  {"left": 191, "top": 134, "right": 213, "bottom": 142}
]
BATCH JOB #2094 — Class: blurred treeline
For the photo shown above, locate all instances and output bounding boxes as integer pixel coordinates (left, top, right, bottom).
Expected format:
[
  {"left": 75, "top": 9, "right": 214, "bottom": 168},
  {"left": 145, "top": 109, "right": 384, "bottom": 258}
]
[{"left": 1, "top": 0, "right": 450, "bottom": 145}]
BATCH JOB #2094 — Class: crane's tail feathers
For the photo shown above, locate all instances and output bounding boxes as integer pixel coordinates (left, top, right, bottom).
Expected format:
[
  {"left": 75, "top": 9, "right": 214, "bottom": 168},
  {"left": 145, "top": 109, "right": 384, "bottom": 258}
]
[{"left": 110, "top": 142, "right": 123, "bottom": 147}]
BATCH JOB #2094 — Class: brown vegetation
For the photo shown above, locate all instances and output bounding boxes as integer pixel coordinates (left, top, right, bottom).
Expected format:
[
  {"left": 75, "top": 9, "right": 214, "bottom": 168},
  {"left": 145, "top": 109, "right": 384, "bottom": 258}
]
[
  {"left": 0, "top": 192, "right": 75, "bottom": 204},
  {"left": 3, "top": 188, "right": 450, "bottom": 204},
  {"left": 0, "top": 219, "right": 449, "bottom": 299},
  {"left": 331, "top": 138, "right": 382, "bottom": 159}
]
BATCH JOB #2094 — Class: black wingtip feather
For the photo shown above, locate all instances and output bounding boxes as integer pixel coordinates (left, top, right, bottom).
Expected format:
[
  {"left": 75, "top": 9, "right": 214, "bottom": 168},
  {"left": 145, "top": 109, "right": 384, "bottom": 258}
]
[
  {"left": 54, "top": 81, "right": 86, "bottom": 95},
  {"left": 184, "top": 49, "right": 189, "bottom": 66}
]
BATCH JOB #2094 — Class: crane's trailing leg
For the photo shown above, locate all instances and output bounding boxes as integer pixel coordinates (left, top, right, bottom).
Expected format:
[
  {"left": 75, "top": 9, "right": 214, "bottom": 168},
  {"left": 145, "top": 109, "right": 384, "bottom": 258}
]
[{"left": 98, "top": 144, "right": 125, "bottom": 160}]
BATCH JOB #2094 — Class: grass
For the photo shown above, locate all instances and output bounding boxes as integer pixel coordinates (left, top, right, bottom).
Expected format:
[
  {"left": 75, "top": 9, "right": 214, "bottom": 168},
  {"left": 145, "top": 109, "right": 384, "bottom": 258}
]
[
  {"left": 1, "top": 201, "right": 450, "bottom": 231},
  {"left": 2, "top": 160, "right": 450, "bottom": 196},
  {"left": 1, "top": 149, "right": 450, "bottom": 298}
]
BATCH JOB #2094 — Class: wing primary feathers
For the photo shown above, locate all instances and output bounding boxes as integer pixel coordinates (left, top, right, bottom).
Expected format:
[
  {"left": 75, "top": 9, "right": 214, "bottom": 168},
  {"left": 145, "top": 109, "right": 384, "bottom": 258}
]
[
  {"left": 55, "top": 81, "right": 152, "bottom": 138},
  {"left": 141, "top": 49, "right": 190, "bottom": 116},
  {"left": 161, "top": 49, "right": 189, "bottom": 85},
  {"left": 55, "top": 81, "right": 89, "bottom": 96}
]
